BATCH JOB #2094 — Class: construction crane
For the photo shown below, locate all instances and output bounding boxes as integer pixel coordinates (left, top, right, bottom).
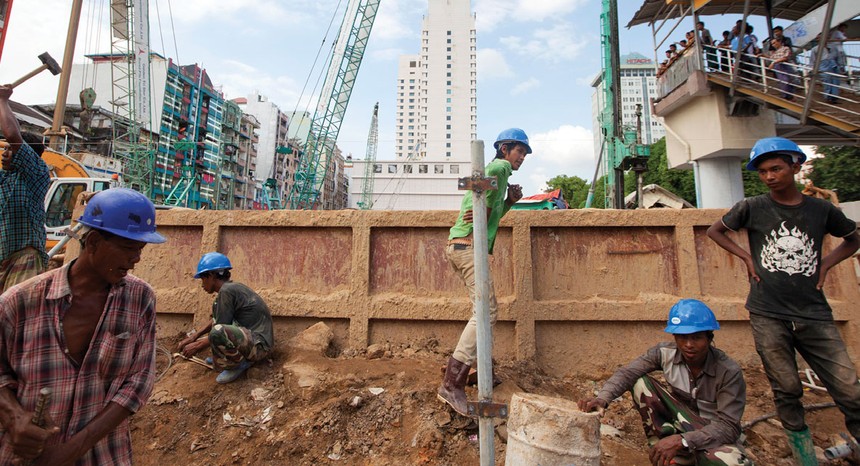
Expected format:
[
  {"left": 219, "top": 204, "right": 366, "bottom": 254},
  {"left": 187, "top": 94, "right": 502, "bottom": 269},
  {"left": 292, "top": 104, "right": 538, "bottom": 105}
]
[
  {"left": 587, "top": 0, "right": 650, "bottom": 209},
  {"left": 357, "top": 102, "right": 378, "bottom": 210},
  {"left": 108, "top": 0, "right": 154, "bottom": 196},
  {"left": 287, "top": 0, "right": 380, "bottom": 209}
]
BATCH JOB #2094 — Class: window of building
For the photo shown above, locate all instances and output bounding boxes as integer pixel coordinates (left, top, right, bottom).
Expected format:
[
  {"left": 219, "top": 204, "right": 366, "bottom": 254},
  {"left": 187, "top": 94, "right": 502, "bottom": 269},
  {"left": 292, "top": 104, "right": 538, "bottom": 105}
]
[
  {"left": 446, "top": 124, "right": 451, "bottom": 129},
  {"left": 388, "top": 164, "right": 397, "bottom": 174},
  {"left": 447, "top": 55, "right": 451, "bottom": 60},
  {"left": 447, "top": 39, "right": 452, "bottom": 44},
  {"left": 410, "top": 61, "right": 416, "bottom": 67},
  {"left": 419, "top": 164, "right": 428, "bottom": 173},
  {"left": 446, "top": 142, "right": 451, "bottom": 148},
  {"left": 373, "top": 164, "right": 382, "bottom": 173},
  {"left": 447, "top": 30, "right": 451, "bottom": 35},
  {"left": 447, "top": 47, "right": 451, "bottom": 52},
  {"left": 404, "top": 164, "right": 413, "bottom": 174},
  {"left": 447, "top": 72, "right": 451, "bottom": 77},
  {"left": 435, "top": 164, "right": 444, "bottom": 174},
  {"left": 446, "top": 115, "right": 451, "bottom": 121},
  {"left": 450, "top": 164, "right": 458, "bottom": 173},
  {"left": 446, "top": 106, "right": 452, "bottom": 112}
]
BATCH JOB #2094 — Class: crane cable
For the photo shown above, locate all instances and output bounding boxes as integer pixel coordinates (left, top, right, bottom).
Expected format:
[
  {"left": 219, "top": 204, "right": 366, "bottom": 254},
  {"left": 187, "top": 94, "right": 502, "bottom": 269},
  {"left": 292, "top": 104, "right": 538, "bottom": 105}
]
[{"left": 291, "top": 0, "right": 345, "bottom": 129}]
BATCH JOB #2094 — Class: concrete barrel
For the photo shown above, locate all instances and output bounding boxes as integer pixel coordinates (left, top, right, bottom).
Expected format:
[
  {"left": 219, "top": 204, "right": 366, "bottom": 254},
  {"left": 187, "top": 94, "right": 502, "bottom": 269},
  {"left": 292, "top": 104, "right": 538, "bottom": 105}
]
[{"left": 505, "top": 392, "right": 601, "bottom": 466}]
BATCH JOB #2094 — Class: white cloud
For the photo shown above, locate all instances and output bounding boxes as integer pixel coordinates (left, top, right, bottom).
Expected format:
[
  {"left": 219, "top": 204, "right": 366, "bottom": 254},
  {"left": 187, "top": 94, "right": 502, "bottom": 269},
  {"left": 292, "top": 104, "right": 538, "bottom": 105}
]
[
  {"left": 215, "top": 59, "right": 302, "bottom": 110},
  {"left": 373, "top": 1, "right": 422, "bottom": 41},
  {"left": 515, "top": 124, "right": 596, "bottom": 195},
  {"left": 511, "top": 78, "right": 540, "bottom": 95},
  {"left": 500, "top": 23, "right": 590, "bottom": 63},
  {"left": 475, "top": 0, "right": 588, "bottom": 31},
  {"left": 530, "top": 125, "right": 595, "bottom": 166},
  {"left": 476, "top": 48, "right": 513, "bottom": 81},
  {"left": 370, "top": 47, "right": 405, "bottom": 61},
  {"left": 514, "top": 0, "right": 590, "bottom": 22}
]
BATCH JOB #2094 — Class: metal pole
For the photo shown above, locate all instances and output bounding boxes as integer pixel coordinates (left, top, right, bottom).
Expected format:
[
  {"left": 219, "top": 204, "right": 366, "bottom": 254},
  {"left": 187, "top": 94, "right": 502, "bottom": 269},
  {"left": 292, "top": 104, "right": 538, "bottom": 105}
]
[
  {"left": 48, "top": 0, "right": 84, "bottom": 151},
  {"left": 470, "top": 140, "right": 494, "bottom": 466},
  {"left": 585, "top": 137, "right": 606, "bottom": 208},
  {"left": 800, "top": 0, "right": 836, "bottom": 125},
  {"left": 729, "top": 0, "right": 751, "bottom": 98}
]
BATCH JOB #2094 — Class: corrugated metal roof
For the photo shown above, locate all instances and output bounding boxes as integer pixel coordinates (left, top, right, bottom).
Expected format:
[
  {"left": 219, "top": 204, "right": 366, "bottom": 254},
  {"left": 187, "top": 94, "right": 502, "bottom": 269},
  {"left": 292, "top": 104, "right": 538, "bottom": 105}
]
[{"left": 627, "top": 0, "right": 828, "bottom": 28}]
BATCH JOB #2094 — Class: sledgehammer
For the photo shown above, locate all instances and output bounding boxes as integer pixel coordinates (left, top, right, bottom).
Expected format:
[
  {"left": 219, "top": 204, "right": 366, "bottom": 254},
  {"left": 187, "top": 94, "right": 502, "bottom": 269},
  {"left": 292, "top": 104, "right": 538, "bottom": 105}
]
[{"left": 8, "top": 52, "right": 62, "bottom": 89}]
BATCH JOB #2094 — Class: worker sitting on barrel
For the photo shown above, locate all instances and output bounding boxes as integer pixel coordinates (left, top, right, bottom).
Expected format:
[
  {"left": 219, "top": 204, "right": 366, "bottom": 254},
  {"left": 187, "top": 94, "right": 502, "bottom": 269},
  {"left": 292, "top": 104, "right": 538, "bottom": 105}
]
[
  {"left": 578, "top": 299, "right": 753, "bottom": 466},
  {"left": 178, "top": 252, "right": 274, "bottom": 384}
]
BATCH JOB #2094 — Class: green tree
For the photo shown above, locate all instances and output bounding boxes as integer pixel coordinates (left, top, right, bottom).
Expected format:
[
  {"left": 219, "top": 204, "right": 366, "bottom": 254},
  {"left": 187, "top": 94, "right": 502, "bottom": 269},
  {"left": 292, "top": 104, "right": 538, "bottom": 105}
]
[
  {"left": 808, "top": 146, "right": 860, "bottom": 202},
  {"left": 545, "top": 174, "right": 607, "bottom": 208}
]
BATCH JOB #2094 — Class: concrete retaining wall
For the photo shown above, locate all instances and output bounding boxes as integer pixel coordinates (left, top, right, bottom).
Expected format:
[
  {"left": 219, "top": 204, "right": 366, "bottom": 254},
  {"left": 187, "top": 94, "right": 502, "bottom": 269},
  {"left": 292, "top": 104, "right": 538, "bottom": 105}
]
[{"left": 95, "top": 208, "right": 860, "bottom": 378}]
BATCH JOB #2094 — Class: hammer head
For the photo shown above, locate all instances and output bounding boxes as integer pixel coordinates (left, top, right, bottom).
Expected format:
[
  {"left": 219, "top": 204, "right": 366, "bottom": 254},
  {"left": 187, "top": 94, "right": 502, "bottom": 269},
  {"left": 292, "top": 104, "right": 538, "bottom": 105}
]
[{"left": 37, "top": 52, "right": 62, "bottom": 76}]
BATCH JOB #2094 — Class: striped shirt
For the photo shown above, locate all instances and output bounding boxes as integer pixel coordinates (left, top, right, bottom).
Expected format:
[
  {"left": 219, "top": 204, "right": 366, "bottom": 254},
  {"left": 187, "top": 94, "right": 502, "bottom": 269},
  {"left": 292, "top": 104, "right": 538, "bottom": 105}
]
[
  {"left": 0, "top": 143, "right": 50, "bottom": 264},
  {"left": 0, "top": 262, "right": 157, "bottom": 465}
]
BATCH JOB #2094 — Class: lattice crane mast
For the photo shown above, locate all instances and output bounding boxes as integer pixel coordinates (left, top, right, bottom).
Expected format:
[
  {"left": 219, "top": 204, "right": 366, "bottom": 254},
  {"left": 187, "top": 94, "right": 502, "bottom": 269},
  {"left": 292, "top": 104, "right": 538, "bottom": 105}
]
[
  {"left": 109, "top": 0, "right": 154, "bottom": 196},
  {"left": 287, "top": 0, "right": 380, "bottom": 209},
  {"left": 357, "top": 102, "right": 379, "bottom": 210}
]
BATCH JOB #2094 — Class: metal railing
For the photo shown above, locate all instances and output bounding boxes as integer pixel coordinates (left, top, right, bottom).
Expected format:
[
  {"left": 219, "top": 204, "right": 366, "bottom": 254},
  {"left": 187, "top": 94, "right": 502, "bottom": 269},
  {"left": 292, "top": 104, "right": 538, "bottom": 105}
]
[{"left": 658, "top": 42, "right": 860, "bottom": 121}]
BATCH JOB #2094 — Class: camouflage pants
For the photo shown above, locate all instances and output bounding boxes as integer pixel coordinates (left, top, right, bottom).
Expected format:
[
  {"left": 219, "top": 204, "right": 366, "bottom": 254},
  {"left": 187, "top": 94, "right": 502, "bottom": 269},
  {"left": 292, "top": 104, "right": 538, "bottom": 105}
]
[
  {"left": 0, "top": 247, "right": 45, "bottom": 294},
  {"left": 209, "top": 324, "right": 270, "bottom": 370},
  {"left": 632, "top": 376, "right": 753, "bottom": 466}
]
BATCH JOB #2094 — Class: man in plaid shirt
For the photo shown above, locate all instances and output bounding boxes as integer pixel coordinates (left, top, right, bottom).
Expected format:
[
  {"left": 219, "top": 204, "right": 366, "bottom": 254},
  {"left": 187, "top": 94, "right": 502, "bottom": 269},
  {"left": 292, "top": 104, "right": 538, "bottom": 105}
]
[
  {"left": 0, "top": 188, "right": 166, "bottom": 465},
  {"left": 0, "top": 84, "right": 51, "bottom": 293}
]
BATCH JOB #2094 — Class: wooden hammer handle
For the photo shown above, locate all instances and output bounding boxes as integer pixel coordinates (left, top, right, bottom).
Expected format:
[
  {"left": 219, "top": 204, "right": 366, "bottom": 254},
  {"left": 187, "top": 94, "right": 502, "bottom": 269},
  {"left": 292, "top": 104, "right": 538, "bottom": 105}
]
[{"left": 9, "top": 65, "right": 48, "bottom": 89}]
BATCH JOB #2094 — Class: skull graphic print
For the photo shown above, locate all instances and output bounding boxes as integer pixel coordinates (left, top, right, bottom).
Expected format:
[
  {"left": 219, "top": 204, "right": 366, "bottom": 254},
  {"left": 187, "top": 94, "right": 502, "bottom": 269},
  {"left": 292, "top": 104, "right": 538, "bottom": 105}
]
[{"left": 760, "top": 222, "right": 818, "bottom": 276}]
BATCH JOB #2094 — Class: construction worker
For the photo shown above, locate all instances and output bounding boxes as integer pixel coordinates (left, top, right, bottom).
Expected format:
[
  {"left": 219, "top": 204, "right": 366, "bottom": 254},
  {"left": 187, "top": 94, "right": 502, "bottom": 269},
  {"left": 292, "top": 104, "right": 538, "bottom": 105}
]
[
  {"left": 178, "top": 252, "right": 274, "bottom": 384},
  {"left": 0, "top": 188, "right": 166, "bottom": 464},
  {"left": 0, "top": 84, "right": 51, "bottom": 293},
  {"left": 438, "top": 128, "right": 529, "bottom": 416},
  {"left": 578, "top": 299, "right": 753, "bottom": 466},
  {"left": 707, "top": 136, "right": 860, "bottom": 465}
]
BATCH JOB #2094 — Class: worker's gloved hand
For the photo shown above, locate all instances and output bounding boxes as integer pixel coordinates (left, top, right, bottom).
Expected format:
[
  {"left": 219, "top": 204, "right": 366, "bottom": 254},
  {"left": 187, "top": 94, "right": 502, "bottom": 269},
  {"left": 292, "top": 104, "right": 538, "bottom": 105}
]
[
  {"left": 0, "top": 85, "right": 12, "bottom": 101},
  {"left": 577, "top": 397, "right": 608, "bottom": 416},
  {"left": 461, "top": 209, "right": 473, "bottom": 224},
  {"left": 7, "top": 408, "right": 59, "bottom": 463}
]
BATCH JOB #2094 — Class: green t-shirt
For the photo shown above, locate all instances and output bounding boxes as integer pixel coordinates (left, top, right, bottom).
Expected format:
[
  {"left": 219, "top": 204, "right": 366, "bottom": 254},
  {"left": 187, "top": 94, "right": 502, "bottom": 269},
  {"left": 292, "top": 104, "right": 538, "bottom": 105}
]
[{"left": 448, "top": 158, "right": 513, "bottom": 254}]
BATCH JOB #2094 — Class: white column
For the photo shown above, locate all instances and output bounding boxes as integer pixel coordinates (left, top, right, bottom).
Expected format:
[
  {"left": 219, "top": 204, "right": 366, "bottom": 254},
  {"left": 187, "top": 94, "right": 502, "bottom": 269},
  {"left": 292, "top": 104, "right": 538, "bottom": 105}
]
[{"left": 695, "top": 157, "right": 745, "bottom": 208}]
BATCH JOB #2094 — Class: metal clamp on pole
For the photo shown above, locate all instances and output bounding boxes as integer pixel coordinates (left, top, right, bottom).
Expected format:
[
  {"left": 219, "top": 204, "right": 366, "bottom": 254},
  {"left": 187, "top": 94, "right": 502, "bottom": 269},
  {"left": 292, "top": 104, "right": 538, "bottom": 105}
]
[
  {"left": 457, "top": 175, "right": 497, "bottom": 193},
  {"left": 467, "top": 400, "right": 508, "bottom": 419}
]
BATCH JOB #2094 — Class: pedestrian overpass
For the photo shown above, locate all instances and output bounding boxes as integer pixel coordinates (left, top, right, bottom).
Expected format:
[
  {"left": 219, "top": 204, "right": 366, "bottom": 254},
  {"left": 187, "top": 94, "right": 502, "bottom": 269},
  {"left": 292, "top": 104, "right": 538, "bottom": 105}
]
[{"left": 629, "top": 0, "right": 859, "bottom": 207}]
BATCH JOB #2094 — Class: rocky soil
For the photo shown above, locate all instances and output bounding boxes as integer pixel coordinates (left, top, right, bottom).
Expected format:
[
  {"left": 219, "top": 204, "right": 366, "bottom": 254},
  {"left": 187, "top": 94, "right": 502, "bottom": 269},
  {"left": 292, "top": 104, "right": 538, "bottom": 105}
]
[{"left": 132, "top": 322, "right": 855, "bottom": 465}]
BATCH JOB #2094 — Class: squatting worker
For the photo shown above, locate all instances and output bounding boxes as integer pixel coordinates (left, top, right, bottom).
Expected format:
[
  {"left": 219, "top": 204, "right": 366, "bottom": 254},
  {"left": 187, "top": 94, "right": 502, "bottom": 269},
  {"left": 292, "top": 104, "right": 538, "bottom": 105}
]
[
  {"left": 707, "top": 136, "right": 860, "bottom": 465},
  {"left": 0, "top": 84, "right": 51, "bottom": 292},
  {"left": 578, "top": 299, "right": 753, "bottom": 466},
  {"left": 177, "top": 252, "right": 274, "bottom": 384},
  {"left": 438, "top": 128, "right": 529, "bottom": 416},
  {"left": 0, "top": 188, "right": 166, "bottom": 464}
]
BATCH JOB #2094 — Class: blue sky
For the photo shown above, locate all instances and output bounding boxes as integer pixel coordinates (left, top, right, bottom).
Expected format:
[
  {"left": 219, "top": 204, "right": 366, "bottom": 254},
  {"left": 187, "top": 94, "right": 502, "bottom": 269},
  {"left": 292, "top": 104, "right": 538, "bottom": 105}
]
[{"left": 1, "top": 0, "right": 771, "bottom": 198}]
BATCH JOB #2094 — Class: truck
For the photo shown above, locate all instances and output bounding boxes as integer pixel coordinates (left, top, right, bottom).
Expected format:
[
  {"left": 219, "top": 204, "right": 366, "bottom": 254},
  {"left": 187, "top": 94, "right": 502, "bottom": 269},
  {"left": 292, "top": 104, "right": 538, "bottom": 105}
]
[{"left": 41, "top": 148, "right": 119, "bottom": 250}]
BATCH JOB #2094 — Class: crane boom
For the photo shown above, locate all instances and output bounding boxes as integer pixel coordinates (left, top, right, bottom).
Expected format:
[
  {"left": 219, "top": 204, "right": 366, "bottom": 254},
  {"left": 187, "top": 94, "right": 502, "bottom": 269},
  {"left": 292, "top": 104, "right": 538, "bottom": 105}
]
[
  {"left": 357, "top": 102, "right": 379, "bottom": 210},
  {"left": 287, "top": 0, "right": 380, "bottom": 209}
]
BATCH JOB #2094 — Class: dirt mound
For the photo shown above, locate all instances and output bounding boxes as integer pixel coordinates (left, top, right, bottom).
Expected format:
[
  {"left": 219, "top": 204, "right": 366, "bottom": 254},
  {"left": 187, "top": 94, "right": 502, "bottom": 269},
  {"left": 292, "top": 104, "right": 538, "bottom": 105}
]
[{"left": 133, "top": 333, "right": 854, "bottom": 465}]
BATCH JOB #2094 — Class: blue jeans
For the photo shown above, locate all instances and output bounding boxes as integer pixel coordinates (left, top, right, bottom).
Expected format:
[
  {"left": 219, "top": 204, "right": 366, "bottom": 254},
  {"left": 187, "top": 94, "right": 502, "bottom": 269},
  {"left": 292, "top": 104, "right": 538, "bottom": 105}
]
[
  {"left": 819, "top": 58, "right": 841, "bottom": 98},
  {"left": 749, "top": 313, "right": 860, "bottom": 440}
]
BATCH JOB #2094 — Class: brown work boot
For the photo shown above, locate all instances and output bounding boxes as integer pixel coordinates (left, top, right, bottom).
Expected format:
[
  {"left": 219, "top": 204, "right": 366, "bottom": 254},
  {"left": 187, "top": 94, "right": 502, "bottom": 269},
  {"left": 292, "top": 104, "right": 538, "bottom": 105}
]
[{"left": 438, "top": 357, "right": 471, "bottom": 416}]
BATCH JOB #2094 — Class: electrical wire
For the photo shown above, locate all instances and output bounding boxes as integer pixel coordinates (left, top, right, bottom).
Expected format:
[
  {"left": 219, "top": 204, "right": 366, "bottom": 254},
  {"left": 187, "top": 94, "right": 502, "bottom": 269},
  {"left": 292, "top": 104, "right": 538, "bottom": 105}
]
[
  {"left": 155, "top": 344, "right": 174, "bottom": 382},
  {"left": 166, "top": 0, "right": 180, "bottom": 64},
  {"left": 291, "top": 0, "right": 345, "bottom": 123}
]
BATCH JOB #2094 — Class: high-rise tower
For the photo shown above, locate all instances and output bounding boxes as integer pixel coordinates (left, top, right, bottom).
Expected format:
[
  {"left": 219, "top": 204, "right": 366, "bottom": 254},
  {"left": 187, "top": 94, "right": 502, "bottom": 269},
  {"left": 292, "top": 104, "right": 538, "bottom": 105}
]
[{"left": 396, "top": 0, "right": 476, "bottom": 161}]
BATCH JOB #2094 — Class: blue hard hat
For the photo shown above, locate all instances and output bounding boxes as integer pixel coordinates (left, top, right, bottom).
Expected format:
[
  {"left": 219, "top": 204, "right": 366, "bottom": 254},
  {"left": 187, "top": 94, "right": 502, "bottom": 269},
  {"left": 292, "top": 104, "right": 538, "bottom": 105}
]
[
  {"left": 664, "top": 299, "right": 720, "bottom": 334},
  {"left": 77, "top": 188, "right": 166, "bottom": 244},
  {"left": 493, "top": 128, "right": 532, "bottom": 154},
  {"left": 194, "top": 252, "right": 232, "bottom": 279},
  {"left": 747, "top": 137, "right": 806, "bottom": 171}
]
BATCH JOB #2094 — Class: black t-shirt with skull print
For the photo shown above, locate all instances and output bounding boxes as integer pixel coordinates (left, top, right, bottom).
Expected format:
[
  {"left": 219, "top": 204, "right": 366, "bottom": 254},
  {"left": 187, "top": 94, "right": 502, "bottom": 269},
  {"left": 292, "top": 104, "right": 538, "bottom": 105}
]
[{"left": 722, "top": 194, "right": 857, "bottom": 322}]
